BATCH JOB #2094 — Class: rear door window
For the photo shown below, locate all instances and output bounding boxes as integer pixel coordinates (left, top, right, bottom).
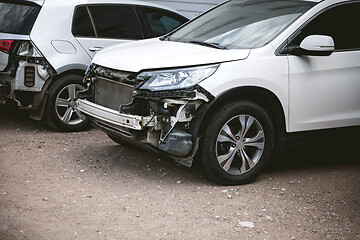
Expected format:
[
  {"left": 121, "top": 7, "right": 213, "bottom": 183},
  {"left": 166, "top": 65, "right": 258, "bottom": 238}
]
[
  {"left": 72, "top": 6, "right": 96, "bottom": 37},
  {"left": 0, "top": 1, "right": 41, "bottom": 35},
  {"left": 88, "top": 5, "right": 143, "bottom": 39},
  {"left": 139, "top": 7, "right": 188, "bottom": 38}
]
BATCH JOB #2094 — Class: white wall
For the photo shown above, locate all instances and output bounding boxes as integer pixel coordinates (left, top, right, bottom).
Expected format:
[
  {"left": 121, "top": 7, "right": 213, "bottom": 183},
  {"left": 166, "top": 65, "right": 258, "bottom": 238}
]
[{"left": 143, "top": 0, "right": 226, "bottom": 19}]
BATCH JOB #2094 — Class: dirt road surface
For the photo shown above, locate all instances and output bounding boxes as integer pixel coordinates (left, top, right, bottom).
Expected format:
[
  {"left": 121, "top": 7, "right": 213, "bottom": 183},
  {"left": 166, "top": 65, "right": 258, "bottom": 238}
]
[{"left": 1, "top": 106, "right": 359, "bottom": 240}]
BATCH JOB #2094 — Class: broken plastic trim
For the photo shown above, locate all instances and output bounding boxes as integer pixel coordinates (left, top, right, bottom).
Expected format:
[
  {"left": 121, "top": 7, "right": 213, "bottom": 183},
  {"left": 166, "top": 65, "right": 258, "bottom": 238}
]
[{"left": 134, "top": 85, "right": 214, "bottom": 101}]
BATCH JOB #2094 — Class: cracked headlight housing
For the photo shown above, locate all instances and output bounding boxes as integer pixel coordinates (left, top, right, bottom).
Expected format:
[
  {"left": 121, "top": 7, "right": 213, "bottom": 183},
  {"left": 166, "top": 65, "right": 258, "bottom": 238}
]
[{"left": 138, "top": 64, "right": 219, "bottom": 91}]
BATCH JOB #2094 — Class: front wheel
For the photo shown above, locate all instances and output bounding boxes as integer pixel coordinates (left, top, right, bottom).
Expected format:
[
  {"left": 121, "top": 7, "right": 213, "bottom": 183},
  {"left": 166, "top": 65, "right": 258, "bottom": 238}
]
[
  {"left": 46, "top": 74, "right": 90, "bottom": 131},
  {"left": 200, "top": 100, "right": 274, "bottom": 185}
]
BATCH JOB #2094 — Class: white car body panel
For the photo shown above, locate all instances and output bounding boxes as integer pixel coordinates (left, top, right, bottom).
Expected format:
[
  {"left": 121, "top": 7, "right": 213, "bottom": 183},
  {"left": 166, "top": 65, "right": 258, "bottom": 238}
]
[
  {"left": 75, "top": 38, "right": 132, "bottom": 59},
  {"left": 30, "top": 0, "right": 92, "bottom": 73},
  {"left": 198, "top": 45, "right": 290, "bottom": 128},
  {"left": 288, "top": 50, "right": 360, "bottom": 132},
  {"left": 271, "top": 0, "right": 360, "bottom": 132},
  {"left": 93, "top": 38, "right": 251, "bottom": 72}
]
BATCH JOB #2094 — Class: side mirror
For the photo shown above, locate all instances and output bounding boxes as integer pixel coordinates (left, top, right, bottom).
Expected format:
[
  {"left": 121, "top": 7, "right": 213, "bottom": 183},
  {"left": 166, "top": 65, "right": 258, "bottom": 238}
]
[{"left": 281, "top": 35, "right": 335, "bottom": 56}]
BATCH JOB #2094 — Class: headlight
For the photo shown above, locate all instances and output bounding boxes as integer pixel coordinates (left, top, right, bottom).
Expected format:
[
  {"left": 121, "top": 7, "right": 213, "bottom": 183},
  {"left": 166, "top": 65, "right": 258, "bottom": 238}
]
[{"left": 138, "top": 64, "right": 219, "bottom": 91}]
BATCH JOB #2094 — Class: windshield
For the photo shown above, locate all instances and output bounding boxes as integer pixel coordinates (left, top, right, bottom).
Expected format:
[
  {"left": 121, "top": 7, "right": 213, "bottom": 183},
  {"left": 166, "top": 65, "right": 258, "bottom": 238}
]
[
  {"left": 0, "top": 1, "right": 41, "bottom": 35},
  {"left": 169, "top": 0, "right": 315, "bottom": 49}
]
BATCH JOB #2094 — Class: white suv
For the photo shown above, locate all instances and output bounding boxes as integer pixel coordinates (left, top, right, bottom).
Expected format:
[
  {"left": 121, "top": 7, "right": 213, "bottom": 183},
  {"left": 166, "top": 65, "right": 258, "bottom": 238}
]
[
  {"left": 0, "top": 0, "right": 188, "bottom": 131},
  {"left": 77, "top": 0, "right": 360, "bottom": 185}
]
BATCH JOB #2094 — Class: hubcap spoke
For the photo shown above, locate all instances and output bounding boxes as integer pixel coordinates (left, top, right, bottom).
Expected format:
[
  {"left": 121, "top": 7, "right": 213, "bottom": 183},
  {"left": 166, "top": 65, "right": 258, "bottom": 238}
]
[
  {"left": 61, "top": 108, "right": 73, "bottom": 124},
  {"left": 217, "top": 132, "right": 236, "bottom": 144},
  {"left": 67, "top": 85, "right": 77, "bottom": 101},
  {"left": 217, "top": 148, "right": 237, "bottom": 172},
  {"left": 244, "top": 142, "right": 264, "bottom": 150},
  {"left": 244, "top": 131, "right": 265, "bottom": 150},
  {"left": 239, "top": 115, "right": 254, "bottom": 139},
  {"left": 239, "top": 149, "right": 255, "bottom": 173},
  {"left": 56, "top": 98, "right": 70, "bottom": 108},
  {"left": 221, "top": 124, "right": 237, "bottom": 143},
  {"left": 75, "top": 108, "right": 86, "bottom": 120}
]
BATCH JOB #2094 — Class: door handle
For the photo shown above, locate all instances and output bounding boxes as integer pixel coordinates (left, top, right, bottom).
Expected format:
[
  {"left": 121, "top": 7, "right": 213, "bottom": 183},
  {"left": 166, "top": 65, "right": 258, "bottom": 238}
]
[{"left": 89, "top": 47, "right": 102, "bottom": 52}]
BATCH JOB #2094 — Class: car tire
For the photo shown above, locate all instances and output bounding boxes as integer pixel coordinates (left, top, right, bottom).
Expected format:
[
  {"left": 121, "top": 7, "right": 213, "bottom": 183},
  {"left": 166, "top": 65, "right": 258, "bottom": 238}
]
[
  {"left": 46, "top": 74, "right": 90, "bottom": 132},
  {"left": 200, "top": 100, "right": 274, "bottom": 185}
]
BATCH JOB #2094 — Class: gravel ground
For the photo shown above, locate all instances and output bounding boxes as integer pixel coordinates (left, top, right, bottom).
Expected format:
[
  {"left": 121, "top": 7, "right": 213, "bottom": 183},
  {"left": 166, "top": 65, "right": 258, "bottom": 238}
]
[{"left": 0, "top": 106, "right": 359, "bottom": 240}]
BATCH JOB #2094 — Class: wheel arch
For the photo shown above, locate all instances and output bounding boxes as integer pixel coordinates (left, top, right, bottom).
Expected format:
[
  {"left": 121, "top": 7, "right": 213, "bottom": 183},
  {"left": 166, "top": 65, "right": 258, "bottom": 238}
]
[
  {"left": 197, "top": 86, "right": 287, "bottom": 153},
  {"left": 50, "top": 69, "right": 86, "bottom": 85},
  {"left": 29, "top": 69, "right": 86, "bottom": 120}
]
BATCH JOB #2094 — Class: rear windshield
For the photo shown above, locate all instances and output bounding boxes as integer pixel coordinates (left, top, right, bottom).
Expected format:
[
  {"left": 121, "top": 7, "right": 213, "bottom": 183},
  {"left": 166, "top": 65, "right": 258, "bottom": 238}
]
[{"left": 0, "top": 1, "right": 41, "bottom": 35}]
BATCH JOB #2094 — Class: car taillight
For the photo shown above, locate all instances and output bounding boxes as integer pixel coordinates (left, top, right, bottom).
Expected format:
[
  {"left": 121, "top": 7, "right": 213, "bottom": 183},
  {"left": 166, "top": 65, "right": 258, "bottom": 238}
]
[{"left": 0, "top": 40, "right": 13, "bottom": 54}]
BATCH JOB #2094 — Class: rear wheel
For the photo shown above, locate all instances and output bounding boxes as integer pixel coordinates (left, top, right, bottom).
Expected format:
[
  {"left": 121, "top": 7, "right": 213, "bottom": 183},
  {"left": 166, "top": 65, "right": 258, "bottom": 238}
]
[
  {"left": 200, "top": 100, "right": 274, "bottom": 185},
  {"left": 46, "top": 74, "right": 90, "bottom": 131}
]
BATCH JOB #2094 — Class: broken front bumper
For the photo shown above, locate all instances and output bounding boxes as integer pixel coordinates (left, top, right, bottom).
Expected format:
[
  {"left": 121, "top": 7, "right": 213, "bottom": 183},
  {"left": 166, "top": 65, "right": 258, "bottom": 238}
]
[
  {"left": 77, "top": 65, "right": 215, "bottom": 166},
  {"left": 77, "top": 99, "right": 156, "bottom": 130},
  {"left": 77, "top": 98, "right": 202, "bottom": 167}
]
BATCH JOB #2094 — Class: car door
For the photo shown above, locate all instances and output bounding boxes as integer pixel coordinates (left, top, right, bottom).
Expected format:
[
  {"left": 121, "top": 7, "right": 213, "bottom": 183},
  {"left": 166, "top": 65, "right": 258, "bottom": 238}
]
[
  {"left": 287, "top": 2, "right": 360, "bottom": 132},
  {"left": 72, "top": 5, "right": 144, "bottom": 59}
]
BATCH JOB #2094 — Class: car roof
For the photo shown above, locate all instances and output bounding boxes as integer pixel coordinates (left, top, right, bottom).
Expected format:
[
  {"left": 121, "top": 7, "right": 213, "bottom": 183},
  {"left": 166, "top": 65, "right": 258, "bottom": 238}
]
[
  {"left": 45, "top": 0, "right": 185, "bottom": 14},
  {"left": 14, "top": 0, "right": 44, "bottom": 5},
  {"left": 18, "top": 0, "right": 186, "bottom": 17}
]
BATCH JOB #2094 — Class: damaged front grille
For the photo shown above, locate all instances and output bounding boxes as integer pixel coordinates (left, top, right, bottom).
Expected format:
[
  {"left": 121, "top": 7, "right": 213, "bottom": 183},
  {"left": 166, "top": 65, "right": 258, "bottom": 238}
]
[
  {"left": 92, "top": 65, "right": 138, "bottom": 111},
  {"left": 93, "top": 65, "right": 138, "bottom": 85},
  {"left": 95, "top": 77, "right": 134, "bottom": 111},
  {"left": 86, "top": 65, "right": 213, "bottom": 116}
]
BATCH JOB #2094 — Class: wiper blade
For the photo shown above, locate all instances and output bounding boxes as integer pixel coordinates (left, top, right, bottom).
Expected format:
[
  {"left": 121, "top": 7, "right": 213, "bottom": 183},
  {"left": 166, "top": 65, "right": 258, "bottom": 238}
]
[{"left": 187, "top": 40, "right": 227, "bottom": 49}]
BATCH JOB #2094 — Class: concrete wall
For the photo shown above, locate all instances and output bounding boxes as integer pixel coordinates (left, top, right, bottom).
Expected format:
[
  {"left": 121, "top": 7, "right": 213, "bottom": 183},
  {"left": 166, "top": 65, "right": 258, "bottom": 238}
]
[{"left": 143, "top": 0, "right": 226, "bottom": 19}]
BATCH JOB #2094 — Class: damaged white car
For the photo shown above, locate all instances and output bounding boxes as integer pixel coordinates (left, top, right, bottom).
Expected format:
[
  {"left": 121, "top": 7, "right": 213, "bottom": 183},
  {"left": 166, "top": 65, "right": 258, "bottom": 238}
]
[
  {"left": 0, "top": 0, "right": 187, "bottom": 131},
  {"left": 77, "top": 0, "right": 360, "bottom": 184}
]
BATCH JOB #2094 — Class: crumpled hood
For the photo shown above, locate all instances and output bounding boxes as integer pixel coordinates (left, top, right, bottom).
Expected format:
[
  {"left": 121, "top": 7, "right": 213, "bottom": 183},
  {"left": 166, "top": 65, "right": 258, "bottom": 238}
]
[{"left": 92, "top": 38, "right": 250, "bottom": 72}]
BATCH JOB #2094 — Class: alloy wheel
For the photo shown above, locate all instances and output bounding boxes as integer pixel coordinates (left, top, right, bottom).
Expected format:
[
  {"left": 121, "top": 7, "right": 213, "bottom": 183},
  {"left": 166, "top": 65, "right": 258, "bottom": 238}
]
[
  {"left": 55, "top": 84, "right": 86, "bottom": 126},
  {"left": 216, "top": 114, "right": 265, "bottom": 175}
]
